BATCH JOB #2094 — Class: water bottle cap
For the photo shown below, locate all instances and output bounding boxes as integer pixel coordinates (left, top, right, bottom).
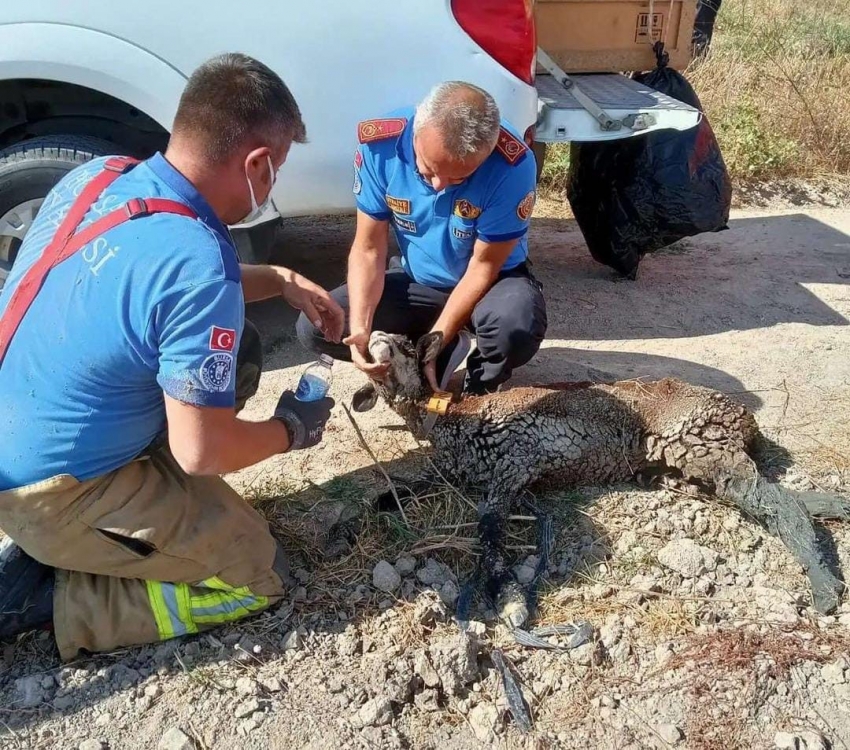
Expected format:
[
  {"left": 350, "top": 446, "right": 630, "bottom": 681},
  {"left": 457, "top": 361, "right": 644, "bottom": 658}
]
[{"left": 318, "top": 354, "right": 335, "bottom": 367}]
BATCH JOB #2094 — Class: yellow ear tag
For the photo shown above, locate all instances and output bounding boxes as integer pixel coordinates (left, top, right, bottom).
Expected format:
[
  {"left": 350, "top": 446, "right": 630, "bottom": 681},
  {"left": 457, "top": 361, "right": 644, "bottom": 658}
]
[{"left": 426, "top": 391, "right": 452, "bottom": 416}]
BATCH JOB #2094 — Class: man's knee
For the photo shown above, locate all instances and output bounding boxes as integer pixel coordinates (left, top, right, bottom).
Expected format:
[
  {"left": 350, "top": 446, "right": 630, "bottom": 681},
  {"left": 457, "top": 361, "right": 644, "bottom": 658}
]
[{"left": 476, "top": 288, "right": 547, "bottom": 366}]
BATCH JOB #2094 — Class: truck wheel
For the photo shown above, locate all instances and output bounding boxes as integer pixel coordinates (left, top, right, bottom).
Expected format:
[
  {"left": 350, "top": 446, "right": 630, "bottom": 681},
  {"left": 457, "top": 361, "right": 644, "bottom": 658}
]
[{"left": 0, "top": 135, "right": 126, "bottom": 287}]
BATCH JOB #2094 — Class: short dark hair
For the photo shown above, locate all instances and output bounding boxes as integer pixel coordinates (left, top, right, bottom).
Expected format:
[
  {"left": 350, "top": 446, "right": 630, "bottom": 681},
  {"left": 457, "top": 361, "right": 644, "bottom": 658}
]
[{"left": 172, "top": 53, "right": 307, "bottom": 161}]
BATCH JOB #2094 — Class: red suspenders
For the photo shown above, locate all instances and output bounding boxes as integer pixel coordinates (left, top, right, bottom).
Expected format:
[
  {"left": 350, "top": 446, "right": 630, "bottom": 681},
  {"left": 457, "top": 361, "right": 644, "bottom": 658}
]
[{"left": 0, "top": 156, "right": 199, "bottom": 366}]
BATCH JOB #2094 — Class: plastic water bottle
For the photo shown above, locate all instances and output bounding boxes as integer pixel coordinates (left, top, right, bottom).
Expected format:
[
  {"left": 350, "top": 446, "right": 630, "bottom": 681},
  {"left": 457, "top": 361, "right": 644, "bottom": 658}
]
[{"left": 295, "top": 354, "right": 334, "bottom": 401}]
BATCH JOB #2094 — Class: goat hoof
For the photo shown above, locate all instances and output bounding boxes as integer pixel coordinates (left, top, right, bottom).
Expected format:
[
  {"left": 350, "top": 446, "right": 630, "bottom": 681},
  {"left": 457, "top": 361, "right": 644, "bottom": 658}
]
[
  {"left": 809, "top": 569, "right": 844, "bottom": 614},
  {"left": 497, "top": 580, "right": 529, "bottom": 629}
]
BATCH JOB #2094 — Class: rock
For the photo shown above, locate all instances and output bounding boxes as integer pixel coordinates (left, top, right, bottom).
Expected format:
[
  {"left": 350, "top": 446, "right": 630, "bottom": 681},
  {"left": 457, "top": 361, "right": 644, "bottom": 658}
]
[
  {"left": 373, "top": 560, "right": 402, "bottom": 593},
  {"left": 798, "top": 731, "right": 828, "bottom": 750},
  {"left": 234, "top": 698, "right": 262, "bottom": 719},
  {"left": 236, "top": 677, "right": 259, "bottom": 696},
  {"left": 53, "top": 694, "right": 77, "bottom": 711},
  {"left": 158, "top": 727, "right": 194, "bottom": 750},
  {"left": 293, "top": 586, "right": 308, "bottom": 602},
  {"left": 394, "top": 554, "right": 417, "bottom": 577},
  {"left": 79, "top": 741, "right": 108, "bottom": 750},
  {"left": 570, "top": 641, "right": 602, "bottom": 667},
  {"left": 657, "top": 539, "right": 718, "bottom": 578},
  {"left": 293, "top": 568, "right": 310, "bottom": 584},
  {"left": 95, "top": 713, "right": 112, "bottom": 727},
  {"left": 469, "top": 703, "right": 498, "bottom": 742},
  {"left": 414, "top": 650, "right": 441, "bottom": 689},
  {"left": 15, "top": 675, "right": 44, "bottom": 708},
  {"left": 615, "top": 530, "right": 640, "bottom": 556},
  {"left": 657, "top": 724, "right": 683, "bottom": 745},
  {"left": 258, "top": 676, "right": 284, "bottom": 694},
  {"left": 416, "top": 558, "right": 452, "bottom": 587},
  {"left": 413, "top": 591, "right": 449, "bottom": 626},
  {"left": 353, "top": 697, "right": 393, "bottom": 728},
  {"left": 465, "top": 620, "right": 487, "bottom": 637},
  {"left": 775, "top": 732, "right": 799, "bottom": 750},
  {"left": 428, "top": 632, "right": 481, "bottom": 696},
  {"left": 821, "top": 658, "right": 847, "bottom": 685},
  {"left": 41, "top": 676, "right": 55, "bottom": 691},
  {"left": 655, "top": 643, "right": 674, "bottom": 665},
  {"left": 439, "top": 580, "right": 459, "bottom": 607},
  {"left": 599, "top": 619, "right": 623, "bottom": 649},
  {"left": 282, "top": 630, "right": 303, "bottom": 651},
  {"left": 515, "top": 565, "right": 537, "bottom": 585},
  {"left": 414, "top": 688, "right": 442, "bottom": 712},
  {"left": 144, "top": 683, "right": 162, "bottom": 699}
]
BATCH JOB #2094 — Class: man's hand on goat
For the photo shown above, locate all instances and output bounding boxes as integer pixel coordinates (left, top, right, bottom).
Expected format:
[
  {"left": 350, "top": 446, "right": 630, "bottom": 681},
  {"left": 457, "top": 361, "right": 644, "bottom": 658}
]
[
  {"left": 280, "top": 269, "right": 345, "bottom": 344},
  {"left": 343, "top": 331, "right": 390, "bottom": 380}
]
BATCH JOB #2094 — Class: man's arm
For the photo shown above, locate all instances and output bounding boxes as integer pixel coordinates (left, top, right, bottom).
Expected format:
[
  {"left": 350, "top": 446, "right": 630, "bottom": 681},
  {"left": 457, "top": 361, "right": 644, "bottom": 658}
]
[
  {"left": 342, "top": 211, "right": 391, "bottom": 378},
  {"left": 165, "top": 396, "right": 290, "bottom": 475},
  {"left": 240, "top": 264, "right": 344, "bottom": 343}
]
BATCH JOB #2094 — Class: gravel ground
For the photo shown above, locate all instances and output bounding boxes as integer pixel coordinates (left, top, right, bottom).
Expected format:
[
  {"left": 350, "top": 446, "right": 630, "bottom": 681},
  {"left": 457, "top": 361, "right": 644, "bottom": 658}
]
[{"left": 1, "top": 196, "right": 849, "bottom": 750}]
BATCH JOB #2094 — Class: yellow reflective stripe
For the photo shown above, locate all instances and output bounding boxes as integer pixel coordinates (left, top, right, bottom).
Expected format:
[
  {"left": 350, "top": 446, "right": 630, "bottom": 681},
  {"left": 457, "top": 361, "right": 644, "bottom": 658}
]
[
  {"left": 145, "top": 580, "right": 177, "bottom": 640},
  {"left": 177, "top": 582, "right": 199, "bottom": 635}
]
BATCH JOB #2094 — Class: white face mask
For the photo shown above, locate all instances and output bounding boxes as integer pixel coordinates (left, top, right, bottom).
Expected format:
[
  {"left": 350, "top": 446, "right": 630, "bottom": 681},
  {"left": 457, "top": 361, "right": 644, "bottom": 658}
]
[{"left": 240, "top": 155, "right": 276, "bottom": 224}]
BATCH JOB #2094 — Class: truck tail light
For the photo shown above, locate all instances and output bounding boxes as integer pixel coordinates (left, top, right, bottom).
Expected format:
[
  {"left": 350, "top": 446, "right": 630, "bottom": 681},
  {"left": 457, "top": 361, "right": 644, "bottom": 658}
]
[{"left": 451, "top": 0, "right": 537, "bottom": 85}]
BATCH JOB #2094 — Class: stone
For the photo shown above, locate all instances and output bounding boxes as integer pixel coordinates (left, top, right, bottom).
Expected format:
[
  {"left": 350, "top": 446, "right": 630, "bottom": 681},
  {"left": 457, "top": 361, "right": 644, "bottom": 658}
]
[
  {"left": 79, "top": 741, "right": 108, "bottom": 750},
  {"left": 439, "top": 580, "right": 459, "bottom": 607},
  {"left": 236, "top": 677, "right": 259, "bottom": 696},
  {"left": 258, "top": 676, "right": 284, "bottom": 693},
  {"left": 282, "top": 630, "right": 303, "bottom": 651},
  {"left": 144, "top": 683, "right": 162, "bottom": 699},
  {"left": 657, "top": 539, "right": 718, "bottom": 578},
  {"left": 798, "top": 731, "right": 828, "bottom": 750},
  {"left": 158, "top": 727, "right": 194, "bottom": 750},
  {"left": 416, "top": 558, "right": 451, "bottom": 587},
  {"left": 293, "top": 586, "right": 308, "bottom": 603},
  {"left": 373, "top": 561, "right": 402, "bottom": 593},
  {"left": 774, "top": 732, "right": 799, "bottom": 750},
  {"left": 821, "top": 658, "right": 847, "bottom": 685},
  {"left": 655, "top": 643, "right": 674, "bottom": 665},
  {"left": 469, "top": 703, "right": 499, "bottom": 742},
  {"left": 414, "top": 650, "right": 441, "bottom": 689},
  {"left": 413, "top": 591, "right": 449, "bottom": 625},
  {"left": 428, "top": 632, "right": 481, "bottom": 696},
  {"left": 234, "top": 698, "right": 262, "bottom": 719},
  {"left": 15, "top": 675, "right": 44, "bottom": 708},
  {"left": 465, "top": 620, "right": 487, "bottom": 637},
  {"left": 657, "top": 724, "right": 683, "bottom": 745},
  {"left": 414, "top": 688, "right": 442, "bottom": 713},
  {"left": 394, "top": 555, "right": 417, "bottom": 577},
  {"left": 354, "top": 696, "right": 393, "bottom": 728},
  {"left": 95, "top": 713, "right": 112, "bottom": 727},
  {"left": 570, "top": 642, "right": 602, "bottom": 667},
  {"left": 514, "top": 565, "right": 537, "bottom": 585},
  {"left": 53, "top": 694, "right": 77, "bottom": 711},
  {"left": 615, "top": 530, "right": 640, "bottom": 556}
]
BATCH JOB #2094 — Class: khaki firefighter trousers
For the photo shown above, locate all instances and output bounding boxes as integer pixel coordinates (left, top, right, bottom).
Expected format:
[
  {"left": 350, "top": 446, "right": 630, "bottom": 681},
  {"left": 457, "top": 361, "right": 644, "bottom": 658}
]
[{"left": 0, "top": 321, "right": 287, "bottom": 661}]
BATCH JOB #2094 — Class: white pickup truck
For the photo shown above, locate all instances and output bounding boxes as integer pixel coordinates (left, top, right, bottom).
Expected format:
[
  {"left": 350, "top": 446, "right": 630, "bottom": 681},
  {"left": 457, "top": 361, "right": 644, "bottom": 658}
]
[{"left": 0, "top": 0, "right": 701, "bottom": 283}]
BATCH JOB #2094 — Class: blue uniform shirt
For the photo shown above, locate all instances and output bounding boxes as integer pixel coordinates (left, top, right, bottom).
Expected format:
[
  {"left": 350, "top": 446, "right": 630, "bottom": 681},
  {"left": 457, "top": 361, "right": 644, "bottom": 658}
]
[
  {"left": 0, "top": 153, "right": 244, "bottom": 491},
  {"left": 354, "top": 107, "right": 537, "bottom": 288}
]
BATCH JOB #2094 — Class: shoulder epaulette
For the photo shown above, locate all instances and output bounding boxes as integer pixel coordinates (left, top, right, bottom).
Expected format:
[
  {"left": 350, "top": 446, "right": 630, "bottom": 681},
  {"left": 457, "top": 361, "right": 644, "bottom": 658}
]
[
  {"left": 357, "top": 118, "right": 408, "bottom": 144},
  {"left": 494, "top": 127, "right": 529, "bottom": 165}
]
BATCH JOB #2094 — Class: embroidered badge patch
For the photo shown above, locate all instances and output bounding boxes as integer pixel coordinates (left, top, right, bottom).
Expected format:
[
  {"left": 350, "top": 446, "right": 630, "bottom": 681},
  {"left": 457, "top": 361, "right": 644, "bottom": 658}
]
[
  {"left": 209, "top": 326, "right": 236, "bottom": 352},
  {"left": 395, "top": 217, "right": 417, "bottom": 233},
  {"left": 495, "top": 127, "right": 528, "bottom": 165},
  {"left": 453, "top": 199, "right": 482, "bottom": 220},
  {"left": 354, "top": 150, "right": 363, "bottom": 169},
  {"left": 353, "top": 170, "right": 362, "bottom": 195},
  {"left": 452, "top": 227, "right": 474, "bottom": 240},
  {"left": 199, "top": 353, "right": 233, "bottom": 392},
  {"left": 517, "top": 190, "right": 536, "bottom": 221},
  {"left": 386, "top": 195, "right": 411, "bottom": 215},
  {"left": 357, "top": 118, "right": 407, "bottom": 144}
]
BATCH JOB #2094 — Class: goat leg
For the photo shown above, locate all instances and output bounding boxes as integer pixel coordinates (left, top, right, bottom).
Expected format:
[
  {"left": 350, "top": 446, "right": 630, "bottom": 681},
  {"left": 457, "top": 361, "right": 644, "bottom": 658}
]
[
  {"left": 718, "top": 474, "right": 844, "bottom": 614},
  {"left": 793, "top": 490, "right": 850, "bottom": 520}
]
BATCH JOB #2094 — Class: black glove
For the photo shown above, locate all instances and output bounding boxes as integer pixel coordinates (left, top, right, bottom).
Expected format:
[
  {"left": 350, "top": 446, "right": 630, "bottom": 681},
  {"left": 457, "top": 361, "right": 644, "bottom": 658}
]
[{"left": 273, "top": 390, "right": 335, "bottom": 450}]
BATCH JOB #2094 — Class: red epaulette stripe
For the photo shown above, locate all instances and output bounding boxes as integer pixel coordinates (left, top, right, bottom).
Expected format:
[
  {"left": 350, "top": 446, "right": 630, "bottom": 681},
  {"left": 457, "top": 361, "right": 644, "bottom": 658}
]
[
  {"left": 357, "top": 118, "right": 408, "bottom": 144},
  {"left": 494, "top": 127, "right": 528, "bottom": 165}
]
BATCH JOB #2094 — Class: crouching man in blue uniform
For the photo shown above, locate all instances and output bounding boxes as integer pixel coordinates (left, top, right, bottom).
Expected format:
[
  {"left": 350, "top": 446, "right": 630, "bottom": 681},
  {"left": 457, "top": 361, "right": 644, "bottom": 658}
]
[{"left": 296, "top": 81, "right": 547, "bottom": 394}]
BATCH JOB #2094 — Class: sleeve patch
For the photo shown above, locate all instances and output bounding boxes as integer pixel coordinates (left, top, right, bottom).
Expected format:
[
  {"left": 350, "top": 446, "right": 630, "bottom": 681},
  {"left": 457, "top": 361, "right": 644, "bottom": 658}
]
[
  {"left": 357, "top": 118, "right": 408, "bottom": 144},
  {"left": 209, "top": 326, "right": 236, "bottom": 351},
  {"left": 386, "top": 195, "right": 412, "bottom": 215},
  {"left": 495, "top": 127, "right": 529, "bottom": 165},
  {"left": 453, "top": 199, "right": 482, "bottom": 219},
  {"left": 517, "top": 190, "right": 536, "bottom": 221},
  {"left": 199, "top": 353, "right": 234, "bottom": 392}
]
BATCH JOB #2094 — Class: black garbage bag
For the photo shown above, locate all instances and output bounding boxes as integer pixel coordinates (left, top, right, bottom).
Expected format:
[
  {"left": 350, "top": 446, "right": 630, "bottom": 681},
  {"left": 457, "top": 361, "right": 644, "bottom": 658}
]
[{"left": 566, "top": 42, "right": 732, "bottom": 279}]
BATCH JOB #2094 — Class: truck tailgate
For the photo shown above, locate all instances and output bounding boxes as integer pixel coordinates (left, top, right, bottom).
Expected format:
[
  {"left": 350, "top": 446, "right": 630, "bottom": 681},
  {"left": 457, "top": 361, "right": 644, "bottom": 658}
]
[{"left": 535, "top": 72, "right": 701, "bottom": 142}]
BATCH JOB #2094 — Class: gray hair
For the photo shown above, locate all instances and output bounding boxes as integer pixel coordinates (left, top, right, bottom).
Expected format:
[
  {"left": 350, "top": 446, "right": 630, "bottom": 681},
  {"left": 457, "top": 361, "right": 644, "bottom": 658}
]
[{"left": 414, "top": 82, "right": 501, "bottom": 160}]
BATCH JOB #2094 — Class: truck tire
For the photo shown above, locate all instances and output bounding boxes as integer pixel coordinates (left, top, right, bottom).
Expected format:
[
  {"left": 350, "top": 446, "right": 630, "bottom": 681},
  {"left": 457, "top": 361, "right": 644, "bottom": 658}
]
[{"left": 0, "top": 135, "right": 127, "bottom": 288}]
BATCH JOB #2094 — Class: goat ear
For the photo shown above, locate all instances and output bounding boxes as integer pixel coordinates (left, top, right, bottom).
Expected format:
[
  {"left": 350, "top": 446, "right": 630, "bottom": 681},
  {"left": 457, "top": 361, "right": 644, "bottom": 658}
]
[
  {"left": 351, "top": 382, "right": 379, "bottom": 412},
  {"left": 416, "top": 332, "right": 443, "bottom": 364}
]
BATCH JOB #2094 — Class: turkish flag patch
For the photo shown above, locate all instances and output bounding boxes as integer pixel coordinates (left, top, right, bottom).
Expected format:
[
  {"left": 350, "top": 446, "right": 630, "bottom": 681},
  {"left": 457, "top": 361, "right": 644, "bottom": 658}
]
[{"left": 209, "top": 326, "right": 236, "bottom": 352}]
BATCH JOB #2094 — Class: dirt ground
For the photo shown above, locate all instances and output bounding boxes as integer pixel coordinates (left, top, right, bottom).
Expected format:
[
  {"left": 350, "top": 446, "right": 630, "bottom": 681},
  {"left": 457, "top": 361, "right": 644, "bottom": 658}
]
[{"left": 2, "top": 196, "right": 850, "bottom": 750}]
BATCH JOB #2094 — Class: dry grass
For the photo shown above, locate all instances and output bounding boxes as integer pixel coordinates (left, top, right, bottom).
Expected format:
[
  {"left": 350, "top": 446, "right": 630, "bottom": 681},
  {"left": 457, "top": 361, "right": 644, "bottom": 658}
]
[{"left": 540, "top": 0, "right": 850, "bottom": 189}]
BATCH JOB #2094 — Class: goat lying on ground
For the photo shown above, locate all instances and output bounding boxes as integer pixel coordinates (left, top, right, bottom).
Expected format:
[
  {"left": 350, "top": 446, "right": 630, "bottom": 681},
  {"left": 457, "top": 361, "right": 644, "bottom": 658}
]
[{"left": 352, "top": 331, "right": 849, "bottom": 627}]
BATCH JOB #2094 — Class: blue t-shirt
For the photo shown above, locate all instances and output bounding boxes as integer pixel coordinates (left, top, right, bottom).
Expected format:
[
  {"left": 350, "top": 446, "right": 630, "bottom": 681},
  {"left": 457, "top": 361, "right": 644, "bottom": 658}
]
[
  {"left": 0, "top": 153, "right": 244, "bottom": 491},
  {"left": 354, "top": 107, "right": 537, "bottom": 288}
]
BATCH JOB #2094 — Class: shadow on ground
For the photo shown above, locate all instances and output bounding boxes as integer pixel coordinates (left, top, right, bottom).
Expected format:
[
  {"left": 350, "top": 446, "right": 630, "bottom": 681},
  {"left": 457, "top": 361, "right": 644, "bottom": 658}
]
[{"left": 250, "top": 211, "right": 850, "bottom": 374}]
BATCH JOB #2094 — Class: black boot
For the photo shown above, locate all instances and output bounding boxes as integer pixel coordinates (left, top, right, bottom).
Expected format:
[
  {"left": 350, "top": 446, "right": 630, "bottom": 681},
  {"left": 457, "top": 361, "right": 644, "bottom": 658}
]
[{"left": 0, "top": 537, "right": 55, "bottom": 641}]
